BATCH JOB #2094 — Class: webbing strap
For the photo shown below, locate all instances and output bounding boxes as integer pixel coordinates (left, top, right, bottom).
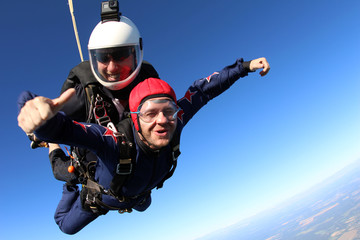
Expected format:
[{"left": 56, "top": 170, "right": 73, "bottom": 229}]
[
  {"left": 109, "top": 118, "right": 135, "bottom": 196},
  {"left": 84, "top": 84, "right": 97, "bottom": 123}
]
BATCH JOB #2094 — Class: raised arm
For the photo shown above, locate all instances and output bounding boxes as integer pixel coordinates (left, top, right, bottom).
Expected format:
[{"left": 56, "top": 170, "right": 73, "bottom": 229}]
[{"left": 176, "top": 57, "right": 270, "bottom": 127}]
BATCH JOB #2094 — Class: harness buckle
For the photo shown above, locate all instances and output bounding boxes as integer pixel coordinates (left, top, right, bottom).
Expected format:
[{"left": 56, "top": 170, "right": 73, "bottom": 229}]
[
  {"left": 172, "top": 144, "right": 180, "bottom": 161},
  {"left": 96, "top": 115, "right": 111, "bottom": 126},
  {"left": 93, "top": 95, "right": 111, "bottom": 126},
  {"left": 85, "top": 194, "right": 96, "bottom": 205},
  {"left": 116, "top": 158, "right": 132, "bottom": 175},
  {"left": 172, "top": 151, "right": 178, "bottom": 162},
  {"left": 118, "top": 208, "right": 132, "bottom": 214}
]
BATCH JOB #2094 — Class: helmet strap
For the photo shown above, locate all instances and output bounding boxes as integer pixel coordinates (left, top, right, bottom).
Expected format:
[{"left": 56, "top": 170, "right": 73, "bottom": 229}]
[{"left": 140, "top": 37, "right": 143, "bottom": 50}]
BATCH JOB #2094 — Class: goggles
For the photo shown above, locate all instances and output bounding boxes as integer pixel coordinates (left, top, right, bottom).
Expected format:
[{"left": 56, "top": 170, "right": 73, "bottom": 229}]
[
  {"left": 95, "top": 46, "right": 135, "bottom": 64},
  {"left": 131, "top": 99, "right": 180, "bottom": 123}
]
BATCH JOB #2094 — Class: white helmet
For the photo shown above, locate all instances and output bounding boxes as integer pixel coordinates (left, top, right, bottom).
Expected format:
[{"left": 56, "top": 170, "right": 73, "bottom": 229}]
[{"left": 88, "top": 16, "right": 143, "bottom": 90}]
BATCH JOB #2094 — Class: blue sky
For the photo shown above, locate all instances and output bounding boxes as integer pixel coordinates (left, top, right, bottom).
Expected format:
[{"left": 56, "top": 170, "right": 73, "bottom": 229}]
[{"left": 1, "top": 0, "right": 360, "bottom": 239}]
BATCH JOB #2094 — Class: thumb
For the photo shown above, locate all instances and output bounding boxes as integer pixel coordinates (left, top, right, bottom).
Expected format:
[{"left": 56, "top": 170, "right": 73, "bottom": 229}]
[{"left": 52, "top": 88, "right": 76, "bottom": 112}]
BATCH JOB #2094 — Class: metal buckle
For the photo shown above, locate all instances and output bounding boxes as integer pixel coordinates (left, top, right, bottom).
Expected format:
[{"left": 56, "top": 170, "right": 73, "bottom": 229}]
[
  {"left": 118, "top": 208, "right": 132, "bottom": 214},
  {"left": 172, "top": 152, "right": 178, "bottom": 161},
  {"left": 85, "top": 194, "right": 96, "bottom": 205},
  {"left": 93, "top": 96, "right": 111, "bottom": 126},
  {"left": 116, "top": 159, "right": 132, "bottom": 175},
  {"left": 96, "top": 115, "right": 111, "bottom": 126}
]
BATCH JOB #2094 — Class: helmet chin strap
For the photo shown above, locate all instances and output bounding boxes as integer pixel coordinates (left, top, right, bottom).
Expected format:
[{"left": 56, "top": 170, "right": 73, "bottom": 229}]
[{"left": 137, "top": 118, "right": 153, "bottom": 150}]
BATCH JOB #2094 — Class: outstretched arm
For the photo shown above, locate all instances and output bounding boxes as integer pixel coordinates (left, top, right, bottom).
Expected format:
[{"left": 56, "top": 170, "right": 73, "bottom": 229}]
[
  {"left": 17, "top": 89, "right": 76, "bottom": 134},
  {"left": 176, "top": 57, "right": 270, "bottom": 127}
]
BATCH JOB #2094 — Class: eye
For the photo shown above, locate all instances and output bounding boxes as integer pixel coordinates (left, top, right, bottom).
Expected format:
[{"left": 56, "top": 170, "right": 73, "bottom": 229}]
[
  {"left": 163, "top": 109, "right": 176, "bottom": 116},
  {"left": 113, "top": 56, "right": 127, "bottom": 62},
  {"left": 143, "top": 111, "right": 157, "bottom": 118},
  {"left": 97, "top": 54, "right": 110, "bottom": 63}
]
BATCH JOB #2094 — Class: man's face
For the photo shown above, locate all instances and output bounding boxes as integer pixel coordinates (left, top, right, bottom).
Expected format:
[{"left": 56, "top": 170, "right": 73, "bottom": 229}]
[
  {"left": 137, "top": 97, "right": 178, "bottom": 150},
  {"left": 97, "top": 54, "right": 135, "bottom": 82}
]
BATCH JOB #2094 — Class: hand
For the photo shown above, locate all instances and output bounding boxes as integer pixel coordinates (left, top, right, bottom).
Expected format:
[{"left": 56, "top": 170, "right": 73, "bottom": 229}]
[
  {"left": 17, "top": 89, "right": 75, "bottom": 134},
  {"left": 250, "top": 57, "right": 270, "bottom": 77}
]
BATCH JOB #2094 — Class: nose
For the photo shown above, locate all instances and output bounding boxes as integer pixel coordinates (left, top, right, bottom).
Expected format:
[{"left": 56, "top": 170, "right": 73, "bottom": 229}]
[
  {"left": 155, "top": 112, "right": 169, "bottom": 124},
  {"left": 107, "top": 59, "right": 119, "bottom": 72}
]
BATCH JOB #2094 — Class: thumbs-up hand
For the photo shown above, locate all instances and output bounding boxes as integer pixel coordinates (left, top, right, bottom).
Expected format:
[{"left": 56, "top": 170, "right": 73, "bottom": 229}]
[{"left": 18, "top": 89, "right": 75, "bottom": 134}]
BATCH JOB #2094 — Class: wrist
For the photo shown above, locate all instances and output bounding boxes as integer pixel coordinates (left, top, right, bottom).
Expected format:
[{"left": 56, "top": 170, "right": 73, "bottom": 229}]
[{"left": 242, "top": 61, "right": 255, "bottom": 72}]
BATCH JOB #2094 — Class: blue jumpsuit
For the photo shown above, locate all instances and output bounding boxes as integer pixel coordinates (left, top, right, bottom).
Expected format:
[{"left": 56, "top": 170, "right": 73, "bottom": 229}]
[{"left": 28, "top": 58, "right": 251, "bottom": 234}]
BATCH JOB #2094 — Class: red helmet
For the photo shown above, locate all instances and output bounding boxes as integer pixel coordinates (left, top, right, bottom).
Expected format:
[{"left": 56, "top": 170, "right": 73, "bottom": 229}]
[{"left": 129, "top": 78, "right": 177, "bottom": 131}]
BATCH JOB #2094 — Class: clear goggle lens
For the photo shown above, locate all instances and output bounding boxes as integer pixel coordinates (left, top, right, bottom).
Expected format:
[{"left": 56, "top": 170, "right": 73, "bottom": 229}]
[{"left": 131, "top": 99, "right": 179, "bottom": 123}]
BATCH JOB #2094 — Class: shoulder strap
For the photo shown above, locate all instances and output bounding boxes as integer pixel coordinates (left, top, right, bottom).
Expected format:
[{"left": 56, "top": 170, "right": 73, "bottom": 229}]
[
  {"left": 87, "top": 88, "right": 115, "bottom": 126},
  {"left": 61, "top": 61, "right": 99, "bottom": 93},
  {"left": 83, "top": 84, "right": 98, "bottom": 123},
  {"left": 109, "top": 118, "right": 136, "bottom": 196}
]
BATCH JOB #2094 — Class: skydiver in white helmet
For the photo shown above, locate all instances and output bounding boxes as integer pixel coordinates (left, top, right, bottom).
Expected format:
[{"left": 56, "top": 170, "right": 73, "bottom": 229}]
[{"left": 21, "top": 0, "right": 160, "bottom": 184}]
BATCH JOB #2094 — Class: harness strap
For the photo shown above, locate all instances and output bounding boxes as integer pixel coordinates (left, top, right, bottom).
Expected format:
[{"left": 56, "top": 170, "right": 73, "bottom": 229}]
[
  {"left": 84, "top": 84, "right": 97, "bottom": 123},
  {"left": 81, "top": 179, "right": 108, "bottom": 215},
  {"left": 93, "top": 95, "right": 111, "bottom": 126},
  {"left": 109, "top": 118, "right": 135, "bottom": 196},
  {"left": 94, "top": 189, "right": 151, "bottom": 214},
  {"left": 95, "top": 198, "right": 133, "bottom": 214},
  {"left": 82, "top": 177, "right": 151, "bottom": 214},
  {"left": 84, "top": 84, "right": 113, "bottom": 127}
]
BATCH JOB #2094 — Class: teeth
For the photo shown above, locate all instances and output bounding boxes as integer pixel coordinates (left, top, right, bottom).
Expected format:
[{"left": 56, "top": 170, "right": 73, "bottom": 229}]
[{"left": 109, "top": 74, "right": 119, "bottom": 78}]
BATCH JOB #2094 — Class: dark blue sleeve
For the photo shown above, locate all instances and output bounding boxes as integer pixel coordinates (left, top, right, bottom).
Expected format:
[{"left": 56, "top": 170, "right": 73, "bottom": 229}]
[
  {"left": 176, "top": 58, "right": 249, "bottom": 127},
  {"left": 34, "top": 112, "right": 119, "bottom": 161},
  {"left": 17, "top": 91, "right": 38, "bottom": 113}
]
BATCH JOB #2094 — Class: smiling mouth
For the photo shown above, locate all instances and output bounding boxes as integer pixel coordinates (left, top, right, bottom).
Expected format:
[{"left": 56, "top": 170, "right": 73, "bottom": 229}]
[
  {"left": 106, "top": 73, "right": 120, "bottom": 81},
  {"left": 155, "top": 129, "right": 169, "bottom": 136}
]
